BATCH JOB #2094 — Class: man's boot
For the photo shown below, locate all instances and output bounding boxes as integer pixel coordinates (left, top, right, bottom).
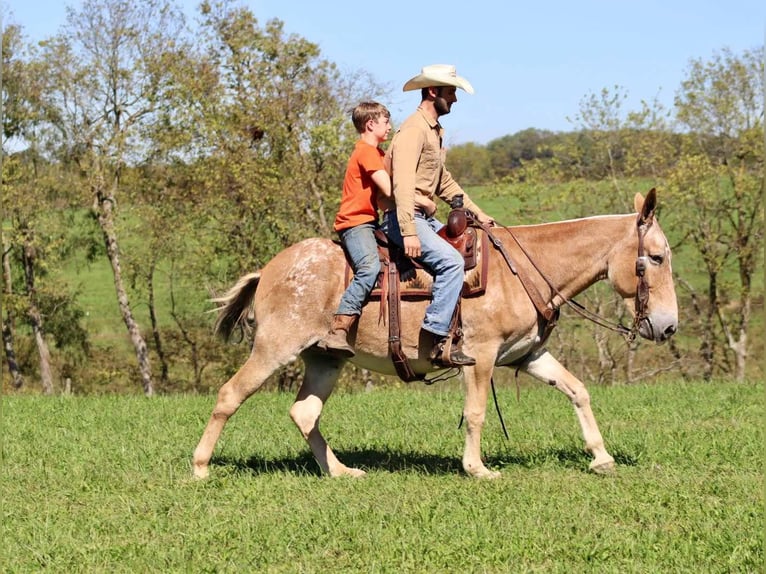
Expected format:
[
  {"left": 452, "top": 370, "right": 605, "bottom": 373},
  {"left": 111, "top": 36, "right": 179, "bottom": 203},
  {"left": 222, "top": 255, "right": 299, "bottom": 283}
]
[
  {"left": 429, "top": 333, "right": 476, "bottom": 367},
  {"left": 316, "top": 314, "right": 357, "bottom": 358}
]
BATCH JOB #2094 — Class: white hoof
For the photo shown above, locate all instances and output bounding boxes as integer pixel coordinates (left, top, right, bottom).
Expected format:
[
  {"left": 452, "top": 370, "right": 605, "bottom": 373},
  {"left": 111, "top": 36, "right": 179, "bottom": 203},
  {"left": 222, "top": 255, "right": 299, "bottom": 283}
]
[
  {"left": 331, "top": 466, "right": 367, "bottom": 478},
  {"left": 192, "top": 464, "right": 210, "bottom": 480},
  {"left": 465, "top": 463, "right": 501, "bottom": 479},
  {"left": 589, "top": 458, "right": 616, "bottom": 475}
]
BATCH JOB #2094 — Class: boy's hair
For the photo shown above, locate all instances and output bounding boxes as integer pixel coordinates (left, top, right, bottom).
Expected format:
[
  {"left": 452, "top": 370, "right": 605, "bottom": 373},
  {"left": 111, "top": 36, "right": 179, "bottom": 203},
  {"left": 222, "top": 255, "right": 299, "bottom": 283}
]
[{"left": 351, "top": 101, "right": 390, "bottom": 134}]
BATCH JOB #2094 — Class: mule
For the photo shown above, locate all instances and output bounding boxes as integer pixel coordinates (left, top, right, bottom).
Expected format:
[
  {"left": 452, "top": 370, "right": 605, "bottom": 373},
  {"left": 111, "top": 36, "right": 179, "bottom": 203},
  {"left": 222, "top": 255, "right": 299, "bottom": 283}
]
[{"left": 192, "top": 189, "right": 677, "bottom": 479}]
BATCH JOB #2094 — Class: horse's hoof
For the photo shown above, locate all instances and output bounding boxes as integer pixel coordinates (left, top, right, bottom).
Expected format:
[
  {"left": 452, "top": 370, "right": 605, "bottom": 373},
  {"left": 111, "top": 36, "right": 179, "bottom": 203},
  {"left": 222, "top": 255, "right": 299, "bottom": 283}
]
[
  {"left": 589, "top": 459, "right": 616, "bottom": 475},
  {"left": 331, "top": 466, "right": 367, "bottom": 478},
  {"left": 192, "top": 465, "right": 210, "bottom": 480},
  {"left": 465, "top": 465, "right": 501, "bottom": 479},
  {"left": 346, "top": 468, "right": 367, "bottom": 478},
  {"left": 479, "top": 469, "right": 502, "bottom": 480}
]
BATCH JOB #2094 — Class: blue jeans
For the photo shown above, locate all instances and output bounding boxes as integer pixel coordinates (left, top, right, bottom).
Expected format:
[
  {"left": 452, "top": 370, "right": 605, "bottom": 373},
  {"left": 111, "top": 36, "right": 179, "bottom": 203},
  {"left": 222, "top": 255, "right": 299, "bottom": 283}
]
[
  {"left": 381, "top": 211, "right": 464, "bottom": 337},
  {"left": 336, "top": 223, "right": 381, "bottom": 316}
]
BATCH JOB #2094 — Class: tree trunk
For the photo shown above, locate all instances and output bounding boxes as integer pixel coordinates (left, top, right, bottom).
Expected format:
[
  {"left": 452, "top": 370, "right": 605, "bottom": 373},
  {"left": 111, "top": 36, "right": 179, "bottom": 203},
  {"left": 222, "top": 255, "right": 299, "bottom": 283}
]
[
  {"left": 2, "top": 319, "right": 24, "bottom": 389},
  {"left": 147, "top": 262, "right": 169, "bottom": 384},
  {"left": 718, "top": 294, "right": 751, "bottom": 382},
  {"left": 29, "top": 310, "right": 54, "bottom": 395},
  {"left": 21, "top": 236, "right": 54, "bottom": 394},
  {"left": 93, "top": 186, "right": 154, "bottom": 396},
  {"left": 2, "top": 238, "right": 24, "bottom": 389},
  {"left": 169, "top": 291, "right": 204, "bottom": 391},
  {"left": 701, "top": 272, "right": 718, "bottom": 381}
]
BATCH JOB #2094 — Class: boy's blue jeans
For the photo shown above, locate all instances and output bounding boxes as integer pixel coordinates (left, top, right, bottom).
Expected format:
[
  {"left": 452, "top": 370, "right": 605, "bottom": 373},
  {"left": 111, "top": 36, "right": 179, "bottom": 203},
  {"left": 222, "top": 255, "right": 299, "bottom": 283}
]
[
  {"left": 336, "top": 222, "right": 381, "bottom": 316},
  {"left": 381, "top": 211, "right": 463, "bottom": 337}
]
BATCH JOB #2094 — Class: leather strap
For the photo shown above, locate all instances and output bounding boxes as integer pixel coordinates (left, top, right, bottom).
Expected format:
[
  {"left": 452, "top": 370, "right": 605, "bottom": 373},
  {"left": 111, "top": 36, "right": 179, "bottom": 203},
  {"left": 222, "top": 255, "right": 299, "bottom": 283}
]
[
  {"left": 387, "top": 258, "right": 422, "bottom": 382},
  {"left": 475, "top": 221, "right": 556, "bottom": 323}
]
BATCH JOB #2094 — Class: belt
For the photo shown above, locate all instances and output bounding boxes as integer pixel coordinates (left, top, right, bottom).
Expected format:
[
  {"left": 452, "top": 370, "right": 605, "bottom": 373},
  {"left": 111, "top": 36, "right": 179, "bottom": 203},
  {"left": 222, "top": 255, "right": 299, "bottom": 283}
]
[{"left": 384, "top": 208, "right": 427, "bottom": 216}]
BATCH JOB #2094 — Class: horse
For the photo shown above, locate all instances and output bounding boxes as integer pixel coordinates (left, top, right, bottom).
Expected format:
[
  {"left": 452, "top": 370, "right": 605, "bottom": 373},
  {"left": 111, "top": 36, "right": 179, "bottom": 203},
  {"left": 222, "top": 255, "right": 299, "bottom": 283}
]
[{"left": 192, "top": 189, "right": 678, "bottom": 479}]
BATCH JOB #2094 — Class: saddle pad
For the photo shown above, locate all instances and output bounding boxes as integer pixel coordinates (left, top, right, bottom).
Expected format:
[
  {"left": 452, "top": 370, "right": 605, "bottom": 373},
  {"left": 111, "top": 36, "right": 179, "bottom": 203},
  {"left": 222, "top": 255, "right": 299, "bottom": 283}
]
[{"left": 345, "top": 229, "right": 489, "bottom": 299}]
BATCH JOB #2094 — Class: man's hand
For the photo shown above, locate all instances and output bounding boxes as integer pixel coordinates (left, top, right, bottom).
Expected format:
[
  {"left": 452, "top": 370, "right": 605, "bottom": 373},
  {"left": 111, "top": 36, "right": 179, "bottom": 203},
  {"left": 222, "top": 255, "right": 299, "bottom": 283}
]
[
  {"left": 476, "top": 212, "right": 495, "bottom": 226},
  {"left": 403, "top": 235, "right": 421, "bottom": 258}
]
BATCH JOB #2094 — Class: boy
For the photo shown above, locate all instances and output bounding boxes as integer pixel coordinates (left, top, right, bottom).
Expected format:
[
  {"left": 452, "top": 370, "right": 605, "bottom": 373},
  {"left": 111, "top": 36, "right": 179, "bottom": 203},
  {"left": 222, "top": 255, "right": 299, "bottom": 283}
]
[{"left": 316, "top": 102, "right": 393, "bottom": 357}]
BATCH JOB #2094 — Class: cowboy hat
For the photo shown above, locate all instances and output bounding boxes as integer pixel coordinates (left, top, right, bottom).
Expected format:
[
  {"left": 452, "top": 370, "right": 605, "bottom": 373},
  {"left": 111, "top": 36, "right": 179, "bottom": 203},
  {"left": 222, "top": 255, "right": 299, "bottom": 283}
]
[{"left": 402, "top": 64, "right": 474, "bottom": 94}]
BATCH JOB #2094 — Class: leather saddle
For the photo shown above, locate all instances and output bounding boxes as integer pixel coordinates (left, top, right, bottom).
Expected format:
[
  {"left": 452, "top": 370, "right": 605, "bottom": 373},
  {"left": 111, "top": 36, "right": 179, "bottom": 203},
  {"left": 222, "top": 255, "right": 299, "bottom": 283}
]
[{"left": 344, "top": 205, "right": 488, "bottom": 382}]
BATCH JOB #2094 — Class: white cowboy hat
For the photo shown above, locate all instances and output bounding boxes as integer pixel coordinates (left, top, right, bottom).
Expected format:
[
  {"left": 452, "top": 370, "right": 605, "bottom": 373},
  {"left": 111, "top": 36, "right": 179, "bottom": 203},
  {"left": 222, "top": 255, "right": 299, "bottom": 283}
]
[{"left": 402, "top": 64, "right": 474, "bottom": 94}]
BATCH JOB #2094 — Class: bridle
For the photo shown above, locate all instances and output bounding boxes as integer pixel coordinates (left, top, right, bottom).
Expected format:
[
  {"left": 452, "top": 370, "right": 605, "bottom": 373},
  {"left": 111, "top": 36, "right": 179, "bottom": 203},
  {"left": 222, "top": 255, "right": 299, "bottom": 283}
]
[
  {"left": 478, "top": 212, "right": 654, "bottom": 344},
  {"left": 633, "top": 212, "right": 652, "bottom": 341}
]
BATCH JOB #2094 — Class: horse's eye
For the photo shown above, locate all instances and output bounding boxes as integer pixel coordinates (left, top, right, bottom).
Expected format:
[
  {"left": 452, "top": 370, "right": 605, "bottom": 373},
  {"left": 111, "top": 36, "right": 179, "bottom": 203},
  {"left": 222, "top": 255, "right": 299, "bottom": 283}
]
[{"left": 650, "top": 254, "right": 664, "bottom": 265}]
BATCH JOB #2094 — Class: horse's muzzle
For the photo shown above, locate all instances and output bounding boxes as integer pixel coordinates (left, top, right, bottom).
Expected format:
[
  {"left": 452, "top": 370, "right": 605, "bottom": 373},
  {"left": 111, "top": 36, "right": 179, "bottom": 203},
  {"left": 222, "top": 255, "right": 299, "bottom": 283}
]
[{"left": 639, "top": 313, "right": 678, "bottom": 343}]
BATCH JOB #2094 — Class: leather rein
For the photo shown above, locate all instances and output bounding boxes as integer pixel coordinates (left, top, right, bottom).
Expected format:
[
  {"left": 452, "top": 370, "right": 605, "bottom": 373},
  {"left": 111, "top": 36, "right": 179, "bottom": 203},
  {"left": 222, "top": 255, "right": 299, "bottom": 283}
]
[{"left": 475, "top": 212, "right": 652, "bottom": 344}]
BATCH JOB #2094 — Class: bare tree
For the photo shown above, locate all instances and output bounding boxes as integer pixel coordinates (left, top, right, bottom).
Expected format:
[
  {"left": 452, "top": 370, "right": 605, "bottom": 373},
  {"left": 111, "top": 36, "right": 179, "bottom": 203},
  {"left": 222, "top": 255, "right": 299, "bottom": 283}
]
[
  {"left": 36, "top": 0, "right": 187, "bottom": 395},
  {"left": 669, "top": 47, "right": 764, "bottom": 381}
]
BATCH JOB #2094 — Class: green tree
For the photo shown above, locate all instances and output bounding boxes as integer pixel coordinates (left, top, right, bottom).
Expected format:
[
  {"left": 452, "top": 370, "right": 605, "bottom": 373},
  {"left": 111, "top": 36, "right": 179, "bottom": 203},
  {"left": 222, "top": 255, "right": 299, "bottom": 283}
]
[
  {"left": 445, "top": 142, "right": 492, "bottom": 185},
  {"left": 34, "top": 0, "right": 187, "bottom": 395},
  {"left": 566, "top": 86, "right": 630, "bottom": 200},
  {"left": 1, "top": 22, "right": 29, "bottom": 389},
  {"left": 110, "top": 1, "right": 389, "bottom": 390},
  {"left": 2, "top": 22, "right": 89, "bottom": 393},
  {"left": 165, "top": 0, "right": 386, "bottom": 273},
  {"left": 668, "top": 46, "right": 764, "bottom": 381}
]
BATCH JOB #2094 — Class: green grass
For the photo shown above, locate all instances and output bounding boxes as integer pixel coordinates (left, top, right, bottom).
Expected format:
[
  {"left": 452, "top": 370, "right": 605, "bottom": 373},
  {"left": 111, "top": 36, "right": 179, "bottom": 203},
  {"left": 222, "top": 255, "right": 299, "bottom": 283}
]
[{"left": 3, "top": 380, "right": 762, "bottom": 572}]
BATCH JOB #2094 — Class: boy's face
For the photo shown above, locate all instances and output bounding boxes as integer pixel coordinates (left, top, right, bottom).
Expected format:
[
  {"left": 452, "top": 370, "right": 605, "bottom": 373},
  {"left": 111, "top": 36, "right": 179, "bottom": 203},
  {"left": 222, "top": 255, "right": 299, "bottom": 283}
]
[{"left": 368, "top": 114, "right": 392, "bottom": 142}]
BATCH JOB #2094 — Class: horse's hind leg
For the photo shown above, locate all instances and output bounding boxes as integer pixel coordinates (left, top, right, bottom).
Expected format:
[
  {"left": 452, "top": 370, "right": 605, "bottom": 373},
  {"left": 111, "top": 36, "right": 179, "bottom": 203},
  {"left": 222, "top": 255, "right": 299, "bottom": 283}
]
[
  {"left": 289, "top": 351, "right": 364, "bottom": 478},
  {"left": 192, "top": 340, "right": 298, "bottom": 479}
]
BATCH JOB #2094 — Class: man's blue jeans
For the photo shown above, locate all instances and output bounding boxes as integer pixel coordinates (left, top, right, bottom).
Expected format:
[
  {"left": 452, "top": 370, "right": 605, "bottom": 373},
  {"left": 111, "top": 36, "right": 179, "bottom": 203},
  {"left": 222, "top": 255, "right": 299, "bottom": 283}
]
[
  {"left": 336, "top": 222, "right": 381, "bottom": 316},
  {"left": 381, "top": 211, "right": 464, "bottom": 337}
]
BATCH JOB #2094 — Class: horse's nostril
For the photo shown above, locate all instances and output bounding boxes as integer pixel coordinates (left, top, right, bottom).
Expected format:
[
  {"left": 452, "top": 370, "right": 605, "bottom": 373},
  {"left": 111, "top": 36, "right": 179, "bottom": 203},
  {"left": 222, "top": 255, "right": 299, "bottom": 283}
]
[{"left": 664, "top": 324, "right": 677, "bottom": 337}]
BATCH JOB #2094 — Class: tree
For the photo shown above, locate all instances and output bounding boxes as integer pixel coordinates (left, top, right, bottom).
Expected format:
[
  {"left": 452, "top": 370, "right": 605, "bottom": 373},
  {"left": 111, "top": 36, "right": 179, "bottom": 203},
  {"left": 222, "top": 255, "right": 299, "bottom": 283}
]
[
  {"left": 34, "top": 0, "right": 187, "bottom": 395},
  {"left": 667, "top": 46, "right": 764, "bottom": 380},
  {"left": 163, "top": 0, "right": 386, "bottom": 272},
  {"left": 1, "top": 22, "right": 63, "bottom": 393},
  {"left": 445, "top": 142, "right": 493, "bottom": 185},
  {"left": 566, "top": 86, "right": 630, "bottom": 200},
  {"left": 1, "top": 22, "right": 28, "bottom": 389}
]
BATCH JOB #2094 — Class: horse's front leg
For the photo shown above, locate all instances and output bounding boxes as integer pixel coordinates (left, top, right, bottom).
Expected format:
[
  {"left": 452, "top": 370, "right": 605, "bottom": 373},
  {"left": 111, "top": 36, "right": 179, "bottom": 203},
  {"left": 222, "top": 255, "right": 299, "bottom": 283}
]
[
  {"left": 289, "top": 351, "right": 365, "bottom": 478},
  {"left": 522, "top": 350, "right": 615, "bottom": 473},
  {"left": 461, "top": 358, "right": 501, "bottom": 479}
]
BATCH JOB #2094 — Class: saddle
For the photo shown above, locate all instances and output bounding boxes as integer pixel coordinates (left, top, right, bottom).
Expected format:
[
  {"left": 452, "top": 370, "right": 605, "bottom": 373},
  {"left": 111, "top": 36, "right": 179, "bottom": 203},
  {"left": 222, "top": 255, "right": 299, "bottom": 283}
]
[{"left": 344, "top": 203, "right": 489, "bottom": 382}]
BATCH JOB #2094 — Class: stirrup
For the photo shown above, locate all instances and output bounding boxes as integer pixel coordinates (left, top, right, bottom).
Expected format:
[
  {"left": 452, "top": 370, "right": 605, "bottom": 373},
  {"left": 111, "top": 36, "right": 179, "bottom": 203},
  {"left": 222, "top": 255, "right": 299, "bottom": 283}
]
[{"left": 431, "top": 335, "right": 476, "bottom": 367}]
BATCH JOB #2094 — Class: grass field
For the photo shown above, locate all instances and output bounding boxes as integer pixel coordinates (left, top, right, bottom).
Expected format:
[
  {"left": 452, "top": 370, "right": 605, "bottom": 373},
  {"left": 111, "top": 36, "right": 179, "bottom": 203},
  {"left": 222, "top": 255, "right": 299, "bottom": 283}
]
[{"left": 3, "top": 380, "right": 762, "bottom": 572}]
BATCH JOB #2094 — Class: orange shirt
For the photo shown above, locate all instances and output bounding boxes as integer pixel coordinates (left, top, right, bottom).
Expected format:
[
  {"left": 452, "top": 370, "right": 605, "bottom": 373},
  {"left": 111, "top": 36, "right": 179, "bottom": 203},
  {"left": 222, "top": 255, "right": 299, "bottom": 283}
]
[{"left": 333, "top": 140, "right": 386, "bottom": 232}]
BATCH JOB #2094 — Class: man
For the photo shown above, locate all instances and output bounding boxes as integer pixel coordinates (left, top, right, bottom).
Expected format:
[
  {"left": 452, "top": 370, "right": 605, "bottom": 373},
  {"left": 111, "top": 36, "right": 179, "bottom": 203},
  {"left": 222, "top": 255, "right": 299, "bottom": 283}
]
[{"left": 381, "top": 64, "right": 494, "bottom": 367}]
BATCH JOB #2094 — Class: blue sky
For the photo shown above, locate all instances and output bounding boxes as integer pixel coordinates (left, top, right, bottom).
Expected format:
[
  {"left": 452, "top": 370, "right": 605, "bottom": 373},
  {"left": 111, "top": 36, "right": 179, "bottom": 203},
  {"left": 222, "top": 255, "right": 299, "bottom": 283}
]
[{"left": 4, "top": 0, "right": 764, "bottom": 144}]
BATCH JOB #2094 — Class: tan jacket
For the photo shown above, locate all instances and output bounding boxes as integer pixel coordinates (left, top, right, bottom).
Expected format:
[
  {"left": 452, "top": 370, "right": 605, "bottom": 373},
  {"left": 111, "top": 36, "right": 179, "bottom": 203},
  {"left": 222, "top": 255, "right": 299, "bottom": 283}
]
[{"left": 384, "top": 107, "right": 484, "bottom": 236}]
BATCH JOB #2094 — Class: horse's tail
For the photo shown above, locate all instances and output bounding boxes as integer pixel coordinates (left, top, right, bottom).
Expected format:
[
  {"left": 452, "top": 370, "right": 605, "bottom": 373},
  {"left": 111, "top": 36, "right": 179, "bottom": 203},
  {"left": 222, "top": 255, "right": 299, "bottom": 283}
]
[{"left": 212, "top": 272, "right": 261, "bottom": 341}]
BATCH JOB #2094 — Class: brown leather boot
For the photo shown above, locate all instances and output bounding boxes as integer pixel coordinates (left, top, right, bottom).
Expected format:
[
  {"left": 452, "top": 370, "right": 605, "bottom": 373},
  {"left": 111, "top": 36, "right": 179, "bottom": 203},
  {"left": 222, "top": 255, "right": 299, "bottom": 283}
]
[
  {"left": 316, "top": 314, "right": 357, "bottom": 357},
  {"left": 430, "top": 333, "right": 476, "bottom": 367}
]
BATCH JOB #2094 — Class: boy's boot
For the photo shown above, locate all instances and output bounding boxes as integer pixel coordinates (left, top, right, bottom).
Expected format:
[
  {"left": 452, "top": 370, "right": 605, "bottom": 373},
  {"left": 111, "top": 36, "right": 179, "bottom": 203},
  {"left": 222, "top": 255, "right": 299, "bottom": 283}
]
[{"left": 316, "top": 314, "right": 357, "bottom": 358}]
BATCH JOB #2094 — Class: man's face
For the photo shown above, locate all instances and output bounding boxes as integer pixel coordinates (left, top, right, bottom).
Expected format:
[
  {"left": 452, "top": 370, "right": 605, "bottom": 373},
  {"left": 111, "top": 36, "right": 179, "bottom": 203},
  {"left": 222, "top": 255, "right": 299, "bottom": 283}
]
[{"left": 434, "top": 86, "right": 458, "bottom": 116}]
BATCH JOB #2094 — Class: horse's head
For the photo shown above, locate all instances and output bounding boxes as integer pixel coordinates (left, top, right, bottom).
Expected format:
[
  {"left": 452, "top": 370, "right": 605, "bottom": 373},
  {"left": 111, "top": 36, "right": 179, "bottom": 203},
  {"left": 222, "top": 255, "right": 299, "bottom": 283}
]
[{"left": 608, "top": 189, "right": 679, "bottom": 343}]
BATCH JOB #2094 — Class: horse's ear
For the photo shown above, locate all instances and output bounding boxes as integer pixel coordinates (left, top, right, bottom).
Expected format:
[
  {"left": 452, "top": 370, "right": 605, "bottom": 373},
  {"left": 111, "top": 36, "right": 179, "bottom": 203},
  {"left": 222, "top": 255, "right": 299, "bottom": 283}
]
[
  {"left": 633, "top": 192, "right": 644, "bottom": 212},
  {"left": 635, "top": 188, "right": 657, "bottom": 224}
]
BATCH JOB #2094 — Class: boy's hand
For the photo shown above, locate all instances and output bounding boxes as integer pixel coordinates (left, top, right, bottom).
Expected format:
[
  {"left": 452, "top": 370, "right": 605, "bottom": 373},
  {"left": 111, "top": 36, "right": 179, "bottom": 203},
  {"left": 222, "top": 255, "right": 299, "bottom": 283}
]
[{"left": 416, "top": 197, "right": 437, "bottom": 217}]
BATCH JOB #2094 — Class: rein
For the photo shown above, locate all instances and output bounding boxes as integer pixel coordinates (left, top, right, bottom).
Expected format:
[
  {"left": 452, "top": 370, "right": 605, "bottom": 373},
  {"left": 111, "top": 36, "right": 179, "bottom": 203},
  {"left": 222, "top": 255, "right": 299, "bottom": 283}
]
[{"left": 476, "top": 215, "right": 651, "bottom": 344}]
